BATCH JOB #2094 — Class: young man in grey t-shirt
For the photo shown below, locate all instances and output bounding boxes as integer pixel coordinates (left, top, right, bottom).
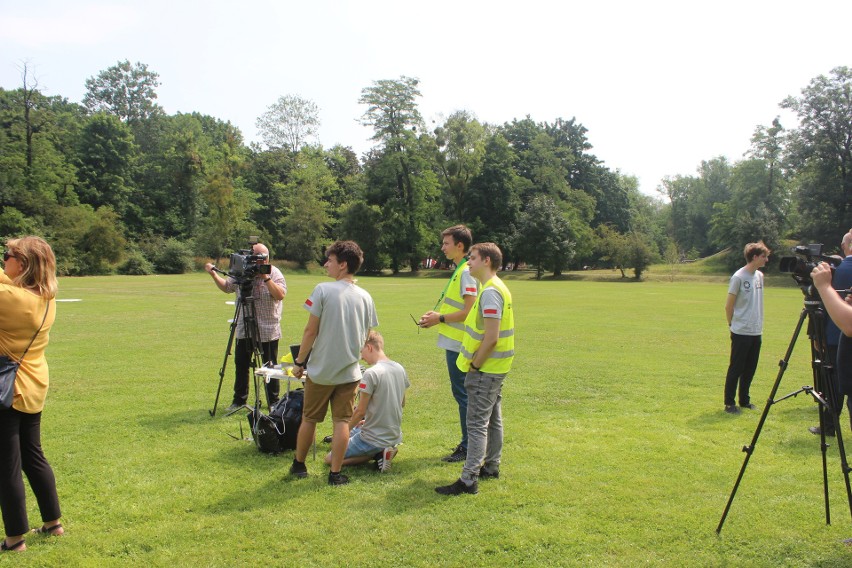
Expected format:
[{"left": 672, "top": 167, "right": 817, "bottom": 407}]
[
  {"left": 723, "top": 241, "right": 770, "bottom": 414},
  {"left": 324, "top": 331, "right": 410, "bottom": 473},
  {"left": 290, "top": 241, "right": 378, "bottom": 485}
]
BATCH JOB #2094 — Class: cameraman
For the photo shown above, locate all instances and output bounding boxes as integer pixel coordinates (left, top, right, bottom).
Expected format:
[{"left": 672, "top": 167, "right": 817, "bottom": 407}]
[
  {"left": 205, "top": 243, "right": 286, "bottom": 411},
  {"left": 813, "top": 230, "right": 852, "bottom": 433},
  {"left": 809, "top": 231, "right": 852, "bottom": 437}
]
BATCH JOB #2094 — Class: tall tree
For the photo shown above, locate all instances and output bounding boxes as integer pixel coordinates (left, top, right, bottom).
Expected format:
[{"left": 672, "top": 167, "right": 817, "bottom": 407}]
[
  {"left": 359, "top": 76, "right": 439, "bottom": 271},
  {"left": 76, "top": 113, "right": 136, "bottom": 215},
  {"left": 255, "top": 94, "right": 320, "bottom": 153},
  {"left": 83, "top": 60, "right": 162, "bottom": 123},
  {"left": 433, "top": 110, "right": 486, "bottom": 220},
  {"left": 512, "top": 194, "right": 575, "bottom": 279},
  {"left": 781, "top": 66, "right": 852, "bottom": 243}
]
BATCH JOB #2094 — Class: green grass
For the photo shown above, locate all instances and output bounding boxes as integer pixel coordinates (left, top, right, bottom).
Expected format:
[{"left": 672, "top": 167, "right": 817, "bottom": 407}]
[{"left": 11, "top": 272, "right": 852, "bottom": 566}]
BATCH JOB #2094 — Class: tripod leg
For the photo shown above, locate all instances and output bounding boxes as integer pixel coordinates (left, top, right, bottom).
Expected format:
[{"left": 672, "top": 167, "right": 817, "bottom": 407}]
[
  {"left": 210, "top": 299, "right": 242, "bottom": 417},
  {"left": 809, "top": 305, "right": 852, "bottom": 524},
  {"left": 717, "top": 308, "right": 807, "bottom": 534}
]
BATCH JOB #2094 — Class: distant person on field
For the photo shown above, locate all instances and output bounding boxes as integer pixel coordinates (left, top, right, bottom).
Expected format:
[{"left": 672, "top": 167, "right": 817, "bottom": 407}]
[
  {"left": 418, "top": 225, "right": 478, "bottom": 463},
  {"left": 324, "top": 331, "right": 409, "bottom": 473},
  {"left": 290, "top": 241, "right": 378, "bottom": 486},
  {"left": 723, "top": 241, "right": 770, "bottom": 414}
]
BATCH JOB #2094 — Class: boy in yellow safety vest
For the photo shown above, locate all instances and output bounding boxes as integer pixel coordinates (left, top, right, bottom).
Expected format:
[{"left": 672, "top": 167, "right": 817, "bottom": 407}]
[
  {"left": 436, "top": 242, "right": 514, "bottom": 496},
  {"left": 419, "top": 225, "right": 478, "bottom": 462}
]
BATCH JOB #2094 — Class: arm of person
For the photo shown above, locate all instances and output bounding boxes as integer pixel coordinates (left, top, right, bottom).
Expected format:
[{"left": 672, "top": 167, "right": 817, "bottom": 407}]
[
  {"left": 262, "top": 274, "right": 285, "bottom": 301},
  {"left": 472, "top": 316, "right": 500, "bottom": 368},
  {"left": 348, "top": 391, "right": 370, "bottom": 430},
  {"left": 420, "top": 295, "right": 476, "bottom": 328},
  {"left": 813, "top": 263, "right": 852, "bottom": 336},
  {"left": 725, "top": 293, "right": 736, "bottom": 327},
  {"left": 205, "top": 263, "right": 230, "bottom": 293},
  {"left": 292, "top": 314, "right": 320, "bottom": 378}
]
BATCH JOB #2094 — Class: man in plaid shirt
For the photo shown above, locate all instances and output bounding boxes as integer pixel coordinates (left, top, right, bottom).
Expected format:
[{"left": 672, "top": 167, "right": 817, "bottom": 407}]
[{"left": 205, "top": 243, "right": 287, "bottom": 411}]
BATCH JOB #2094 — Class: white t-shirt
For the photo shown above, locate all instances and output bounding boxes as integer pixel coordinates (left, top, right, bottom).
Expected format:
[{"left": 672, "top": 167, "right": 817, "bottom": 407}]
[
  {"left": 303, "top": 280, "right": 378, "bottom": 385},
  {"left": 358, "top": 360, "right": 410, "bottom": 448},
  {"left": 728, "top": 266, "right": 764, "bottom": 336}
]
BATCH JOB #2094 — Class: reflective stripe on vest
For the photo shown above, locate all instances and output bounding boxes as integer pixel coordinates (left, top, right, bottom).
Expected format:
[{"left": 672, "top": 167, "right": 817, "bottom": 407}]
[
  {"left": 437, "top": 262, "right": 475, "bottom": 343},
  {"left": 456, "top": 276, "right": 514, "bottom": 374}
]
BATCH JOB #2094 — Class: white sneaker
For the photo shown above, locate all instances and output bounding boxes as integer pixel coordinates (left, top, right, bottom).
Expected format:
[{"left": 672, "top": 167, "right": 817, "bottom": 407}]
[{"left": 377, "top": 447, "right": 398, "bottom": 473}]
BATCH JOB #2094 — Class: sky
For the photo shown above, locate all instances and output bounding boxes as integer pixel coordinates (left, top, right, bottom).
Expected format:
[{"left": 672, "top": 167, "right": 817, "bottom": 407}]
[{"left": 1, "top": 0, "right": 850, "bottom": 196}]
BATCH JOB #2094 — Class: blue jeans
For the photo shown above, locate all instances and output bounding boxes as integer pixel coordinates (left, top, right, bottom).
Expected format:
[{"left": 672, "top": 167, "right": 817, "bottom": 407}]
[
  {"left": 446, "top": 350, "right": 468, "bottom": 449},
  {"left": 461, "top": 371, "right": 505, "bottom": 483},
  {"left": 344, "top": 426, "right": 384, "bottom": 459}
]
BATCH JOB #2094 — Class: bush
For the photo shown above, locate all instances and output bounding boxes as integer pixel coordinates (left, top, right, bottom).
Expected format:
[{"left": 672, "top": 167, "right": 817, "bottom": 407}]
[
  {"left": 151, "top": 238, "right": 194, "bottom": 274},
  {"left": 118, "top": 249, "right": 155, "bottom": 275}
]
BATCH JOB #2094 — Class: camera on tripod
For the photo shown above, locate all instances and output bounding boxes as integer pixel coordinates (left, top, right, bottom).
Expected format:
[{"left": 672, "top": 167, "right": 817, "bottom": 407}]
[
  {"left": 779, "top": 244, "right": 841, "bottom": 287},
  {"left": 228, "top": 236, "right": 272, "bottom": 280}
]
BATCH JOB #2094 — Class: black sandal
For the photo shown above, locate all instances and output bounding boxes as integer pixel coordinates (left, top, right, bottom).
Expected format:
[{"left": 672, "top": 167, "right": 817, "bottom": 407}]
[
  {"left": 32, "top": 523, "right": 63, "bottom": 536},
  {"left": 1, "top": 538, "right": 25, "bottom": 551}
]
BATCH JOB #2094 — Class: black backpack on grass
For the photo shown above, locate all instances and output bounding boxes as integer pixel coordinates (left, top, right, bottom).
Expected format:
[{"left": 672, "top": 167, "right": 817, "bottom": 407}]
[{"left": 248, "top": 388, "right": 303, "bottom": 453}]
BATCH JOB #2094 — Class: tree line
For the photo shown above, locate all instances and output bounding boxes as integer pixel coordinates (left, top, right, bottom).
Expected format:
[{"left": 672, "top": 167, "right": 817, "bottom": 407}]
[{"left": 1, "top": 61, "right": 850, "bottom": 277}]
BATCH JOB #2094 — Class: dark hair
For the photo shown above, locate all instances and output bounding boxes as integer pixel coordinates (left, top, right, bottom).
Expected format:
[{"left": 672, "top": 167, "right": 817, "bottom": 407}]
[
  {"left": 327, "top": 240, "right": 364, "bottom": 275},
  {"left": 441, "top": 225, "right": 473, "bottom": 252},
  {"left": 470, "top": 242, "right": 502, "bottom": 270},
  {"left": 743, "top": 241, "right": 770, "bottom": 263}
]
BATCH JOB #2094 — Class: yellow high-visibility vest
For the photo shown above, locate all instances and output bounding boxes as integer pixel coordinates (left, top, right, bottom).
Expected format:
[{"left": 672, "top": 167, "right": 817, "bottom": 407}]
[
  {"left": 457, "top": 276, "right": 514, "bottom": 374},
  {"left": 437, "top": 261, "right": 477, "bottom": 344}
]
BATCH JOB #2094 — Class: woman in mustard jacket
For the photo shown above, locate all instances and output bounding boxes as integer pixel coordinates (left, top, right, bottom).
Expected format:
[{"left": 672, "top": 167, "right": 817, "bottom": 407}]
[{"left": 0, "top": 237, "right": 63, "bottom": 553}]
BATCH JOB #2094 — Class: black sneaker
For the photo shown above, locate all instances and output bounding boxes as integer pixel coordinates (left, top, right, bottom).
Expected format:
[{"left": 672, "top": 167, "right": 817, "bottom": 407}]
[
  {"left": 724, "top": 405, "right": 741, "bottom": 415},
  {"left": 328, "top": 472, "right": 350, "bottom": 486},
  {"left": 435, "top": 478, "right": 478, "bottom": 495},
  {"left": 289, "top": 460, "right": 308, "bottom": 479},
  {"left": 809, "top": 426, "right": 836, "bottom": 437},
  {"left": 441, "top": 444, "right": 467, "bottom": 463},
  {"left": 740, "top": 403, "right": 757, "bottom": 410},
  {"left": 479, "top": 467, "right": 500, "bottom": 480}
]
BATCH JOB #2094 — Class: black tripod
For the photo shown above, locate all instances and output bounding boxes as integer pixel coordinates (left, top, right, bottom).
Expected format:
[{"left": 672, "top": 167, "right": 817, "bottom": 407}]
[
  {"left": 209, "top": 270, "right": 274, "bottom": 417},
  {"left": 717, "top": 288, "right": 852, "bottom": 533}
]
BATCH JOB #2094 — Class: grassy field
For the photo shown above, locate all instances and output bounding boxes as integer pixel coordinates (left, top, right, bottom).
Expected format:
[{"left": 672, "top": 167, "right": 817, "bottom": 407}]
[{"left": 10, "top": 269, "right": 852, "bottom": 566}]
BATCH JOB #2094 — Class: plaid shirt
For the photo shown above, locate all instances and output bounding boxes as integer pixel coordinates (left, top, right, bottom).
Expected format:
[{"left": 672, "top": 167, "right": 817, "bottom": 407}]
[{"left": 224, "top": 266, "right": 286, "bottom": 341}]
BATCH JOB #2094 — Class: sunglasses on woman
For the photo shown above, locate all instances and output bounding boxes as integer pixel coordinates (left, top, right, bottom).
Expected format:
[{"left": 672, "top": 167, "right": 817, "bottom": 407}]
[{"left": 3, "top": 251, "right": 15, "bottom": 261}]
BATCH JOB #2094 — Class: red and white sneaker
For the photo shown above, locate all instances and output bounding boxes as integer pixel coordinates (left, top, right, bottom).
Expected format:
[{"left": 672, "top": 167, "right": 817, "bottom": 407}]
[{"left": 377, "top": 446, "right": 398, "bottom": 473}]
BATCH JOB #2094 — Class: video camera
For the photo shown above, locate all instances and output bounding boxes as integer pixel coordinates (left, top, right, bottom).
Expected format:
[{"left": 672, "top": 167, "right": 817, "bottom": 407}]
[
  {"left": 228, "top": 236, "right": 272, "bottom": 280},
  {"left": 779, "top": 244, "right": 842, "bottom": 287}
]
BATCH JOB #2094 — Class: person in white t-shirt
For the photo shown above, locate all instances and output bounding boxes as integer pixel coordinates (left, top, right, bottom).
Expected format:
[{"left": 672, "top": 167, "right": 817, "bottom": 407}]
[
  {"left": 324, "top": 331, "right": 410, "bottom": 473},
  {"left": 289, "top": 241, "right": 378, "bottom": 486},
  {"left": 723, "top": 241, "right": 770, "bottom": 414}
]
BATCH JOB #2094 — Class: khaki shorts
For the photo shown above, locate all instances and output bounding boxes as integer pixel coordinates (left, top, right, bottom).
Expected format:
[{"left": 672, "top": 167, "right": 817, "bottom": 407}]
[{"left": 302, "top": 377, "right": 359, "bottom": 424}]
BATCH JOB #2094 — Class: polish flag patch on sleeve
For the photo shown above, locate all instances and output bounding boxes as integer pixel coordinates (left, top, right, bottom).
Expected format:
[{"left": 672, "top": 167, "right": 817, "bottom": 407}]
[
  {"left": 484, "top": 308, "right": 498, "bottom": 315},
  {"left": 305, "top": 298, "right": 313, "bottom": 307},
  {"left": 359, "top": 382, "right": 367, "bottom": 389},
  {"left": 465, "top": 287, "right": 477, "bottom": 293}
]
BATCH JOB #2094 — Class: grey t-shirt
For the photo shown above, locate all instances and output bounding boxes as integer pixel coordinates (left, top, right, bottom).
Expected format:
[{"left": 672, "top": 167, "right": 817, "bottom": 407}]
[
  {"left": 728, "top": 266, "right": 764, "bottom": 336},
  {"left": 303, "top": 280, "right": 378, "bottom": 385},
  {"left": 358, "top": 360, "right": 410, "bottom": 448}
]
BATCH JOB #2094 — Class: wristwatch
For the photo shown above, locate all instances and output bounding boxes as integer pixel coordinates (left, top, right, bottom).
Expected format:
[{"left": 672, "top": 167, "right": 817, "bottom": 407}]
[
  {"left": 439, "top": 314, "right": 445, "bottom": 323},
  {"left": 470, "top": 363, "right": 481, "bottom": 371},
  {"left": 263, "top": 277, "right": 272, "bottom": 282}
]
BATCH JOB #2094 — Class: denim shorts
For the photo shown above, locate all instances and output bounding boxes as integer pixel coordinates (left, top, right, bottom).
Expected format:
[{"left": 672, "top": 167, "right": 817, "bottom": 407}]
[{"left": 344, "top": 428, "right": 383, "bottom": 459}]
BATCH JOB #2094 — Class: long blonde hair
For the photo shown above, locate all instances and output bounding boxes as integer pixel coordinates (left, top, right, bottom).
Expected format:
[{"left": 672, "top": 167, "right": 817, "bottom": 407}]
[{"left": 5, "top": 236, "right": 58, "bottom": 299}]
